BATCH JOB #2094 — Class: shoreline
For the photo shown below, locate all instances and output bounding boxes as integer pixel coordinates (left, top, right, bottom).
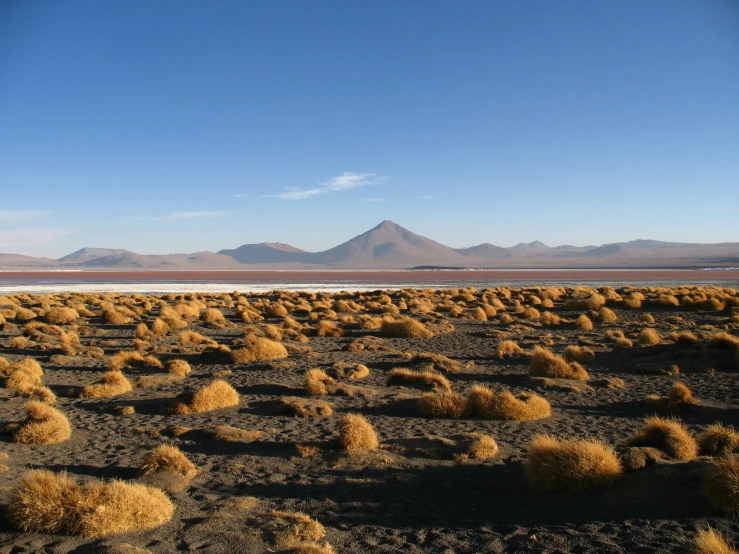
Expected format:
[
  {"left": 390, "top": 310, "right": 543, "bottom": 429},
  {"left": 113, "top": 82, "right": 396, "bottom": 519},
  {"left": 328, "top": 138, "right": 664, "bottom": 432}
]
[{"left": 1, "top": 269, "right": 739, "bottom": 282}]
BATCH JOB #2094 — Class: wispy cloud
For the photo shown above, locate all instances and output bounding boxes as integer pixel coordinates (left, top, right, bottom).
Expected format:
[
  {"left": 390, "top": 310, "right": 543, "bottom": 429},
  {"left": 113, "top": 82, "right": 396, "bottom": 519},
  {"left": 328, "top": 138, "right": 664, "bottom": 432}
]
[
  {"left": 415, "top": 195, "right": 435, "bottom": 200},
  {"left": 233, "top": 194, "right": 250, "bottom": 198},
  {"left": 266, "top": 172, "right": 386, "bottom": 200},
  {"left": 0, "top": 227, "right": 68, "bottom": 248},
  {"left": 131, "top": 210, "right": 237, "bottom": 221},
  {"left": 0, "top": 210, "right": 50, "bottom": 221}
]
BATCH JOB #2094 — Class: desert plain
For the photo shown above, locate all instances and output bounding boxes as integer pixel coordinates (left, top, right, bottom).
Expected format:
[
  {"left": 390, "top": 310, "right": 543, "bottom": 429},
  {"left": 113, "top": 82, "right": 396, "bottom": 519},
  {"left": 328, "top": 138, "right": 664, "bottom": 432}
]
[{"left": 1, "top": 284, "right": 739, "bottom": 553}]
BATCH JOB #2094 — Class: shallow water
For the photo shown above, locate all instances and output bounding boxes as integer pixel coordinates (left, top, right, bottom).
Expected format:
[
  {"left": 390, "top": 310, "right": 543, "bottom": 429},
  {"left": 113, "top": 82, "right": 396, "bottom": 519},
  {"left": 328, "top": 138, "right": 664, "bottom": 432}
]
[{"left": 1, "top": 278, "right": 738, "bottom": 294}]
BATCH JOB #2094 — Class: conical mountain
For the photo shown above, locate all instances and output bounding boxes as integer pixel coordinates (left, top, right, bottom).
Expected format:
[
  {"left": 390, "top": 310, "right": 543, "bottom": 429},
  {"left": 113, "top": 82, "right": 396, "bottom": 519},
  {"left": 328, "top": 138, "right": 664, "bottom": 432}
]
[{"left": 312, "top": 220, "right": 468, "bottom": 267}]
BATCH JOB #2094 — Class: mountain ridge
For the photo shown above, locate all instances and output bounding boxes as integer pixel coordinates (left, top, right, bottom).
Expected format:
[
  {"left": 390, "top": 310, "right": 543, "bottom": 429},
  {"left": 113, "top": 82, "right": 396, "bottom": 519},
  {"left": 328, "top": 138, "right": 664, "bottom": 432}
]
[{"left": 2, "top": 220, "right": 738, "bottom": 270}]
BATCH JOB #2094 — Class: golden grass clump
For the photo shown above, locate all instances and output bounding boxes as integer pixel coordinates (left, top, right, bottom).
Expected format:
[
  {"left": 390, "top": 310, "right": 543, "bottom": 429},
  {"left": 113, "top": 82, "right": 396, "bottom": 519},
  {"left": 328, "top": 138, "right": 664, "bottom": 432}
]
[
  {"left": 167, "top": 359, "right": 191, "bottom": 377},
  {"left": 110, "top": 351, "right": 162, "bottom": 372},
  {"left": 497, "top": 340, "right": 523, "bottom": 359},
  {"left": 380, "top": 316, "right": 434, "bottom": 338},
  {"left": 564, "top": 294, "right": 607, "bottom": 311},
  {"left": 386, "top": 365, "right": 451, "bottom": 390},
  {"left": 525, "top": 434, "right": 622, "bottom": 492},
  {"left": 417, "top": 392, "right": 470, "bottom": 419},
  {"left": 530, "top": 346, "right": 589, "bottom": 380},
  {"left": 81, "top": 371, "right": 133, "bottom": 398},
  {"left": 327, "top": 362, "right": 370, "bottom": 380},
  {"left": 179, "top": 330, "right": 218, "bottom": 348},
  {"left": 597, "top": 307, "right": 618, "bottom": 322},
  {"left": 638, "top": 328, "right": 662, "bottom": 346},
  {"left": 540, "top": 311, "right": 562, "bottom": 326},
  {"left": 698, "top": 424, "right": 739, "bottom": 457},
  {"left": 708, "top": 332, "right": 739, "bottom": 349},
  {"left": 626, "top": 416, "right": 698, "bottom": 460},
  {"left": 667, "top": 331, "right": 702, "bottom": 348},
  {"left": 575, "top": 314, "right": 594, "bottom": 330},
  {"left": 140, "top": 445, "right": 197, "bottom": 478},
  {"left": 467, "top": 385, "right": 551, "bottom": 421},
  {"left": 281, "top": 397, "right": 334, "bottom": 418},
  {"left": 231, "top": 335, "right": 288, "bottom": 363},
  {"left": 200, "top": 308, "right": 228, "bottom": 325},
  {"left": 172, "top": 379, "right": 239, "bottom": 414},
  {"left": 704, "top": 455, "right": 739, "bottom": 515},
  {"left": 43, "top": 307, "right": 80, "bottom": 324},
  {"left": 14, "top": 402, "right": 71, "bottom": 445},
  {"left": 667, "top": 382, "right": 696, "bottom": 407},
  {"left": 9, "top": 469, "right": 174, "bottom": 538},
  {"left": 563, "top": 345, "right": 595, "bottom": 363},
  {"left": 338, "top": 414, "right": 379, "bottom": 450},
  {"left": 694, "top": 528, "right": 738, "bottom": 554},
  {"left": 305, "top": 368, "right": 336, "bottom": 396},
  {"left": 461, "top": 433, "right": 499, "bottom": 461},
  {"left": 408, "top": 351, "right": 462, "bottom": 373}
]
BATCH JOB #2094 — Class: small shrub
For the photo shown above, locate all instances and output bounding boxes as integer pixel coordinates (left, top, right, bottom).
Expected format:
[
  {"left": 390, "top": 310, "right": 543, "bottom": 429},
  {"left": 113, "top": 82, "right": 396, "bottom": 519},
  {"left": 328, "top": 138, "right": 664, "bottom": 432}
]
[
  {"left": 530, "top": 346, "right": 589, "bottom": 380},
  {"left": 626, "top": 416, "right": 698, "bottom": 460},
  {"left": 338, "top": 414, "right": 379, "bottom": 450},
  {"left": 526, "top": 434, "right": 622, "bottom": 492},
  {"left": 380, "top": 317, "right": 434, "bottom": 338},
  {"left": 231, "top": 335, "right": 288, "bottom": 363},
  {"left": 467, "top": 385, "right": 551, "bottom": 421},
  {"left": 698, "top": 424, "right": 739, "bottom": 456},
  {"left": 305, "top": 369, "right": 336, "bottom": 396},
  {"left": 638, "top": 328, "right": 662, "bottom": 346},
  {"left": 167, "top": 359, "right": 191, "bottom": 377},
  {"left": 497, "top": 340, "right": 523, "bottom": 359},
  {"left": 575, "top": 314, "right": 594, "bottom": 330},
  {"left": 9, "top": 470, "right": 174, "bottom": 538},
  {"left": 140, "top": 445, "right": 197, "bottom": 478},
  {"left": 81, "top": 371, "right": 132, "bottom": 398},
  {"left": 172, "top": 379, "right": 239, "bottom": 414},
  {"left": 705, "top": 455, "right": 739, "bottom": 515},
  {"left": 417, "top": 392, "right": 470, "bottom": 419},
  {"left": 694, "top": 528, "right": 738, "bottom": 554},
  {"left": 386, "top": 368, "right": 450, "bottom": 391},
  {"left": 43, "top": 307, "right": 80, "bottom": 324},
  {"left": 563, "top": 345, "right": 595, "bottom": 363},
  {"left": 14, "top": 402, "right": 71, "bottom": 445},
  {"left": 667, "top": 382, "right": 696, "bottom": 408},
  {"left": 460, "top": 433, "right": 499, "bottom": 461}
]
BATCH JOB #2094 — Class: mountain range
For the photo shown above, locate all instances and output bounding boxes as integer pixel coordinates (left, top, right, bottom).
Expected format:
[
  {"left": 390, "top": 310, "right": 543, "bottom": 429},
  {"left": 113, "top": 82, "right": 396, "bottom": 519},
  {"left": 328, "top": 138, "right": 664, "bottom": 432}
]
[{"left": 1, "top": 220, "right": 738, "bottom": 270}]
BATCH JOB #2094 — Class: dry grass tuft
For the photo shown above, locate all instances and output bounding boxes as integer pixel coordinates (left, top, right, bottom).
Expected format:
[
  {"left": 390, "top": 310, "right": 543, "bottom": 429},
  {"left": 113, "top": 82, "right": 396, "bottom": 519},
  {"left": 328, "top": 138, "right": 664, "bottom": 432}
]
[
  {"left": 704, "top": 455, "right": 739, "bottom": 515},
  {"left": 467, "top": 385, "right": 551, "bottom": 421},
  {"left": 109, "top": 351, "right": 162, "bottom": 372},
  {"left": 140, "top": 445, "right": 197, "bottom": 478},
  {"left": 408, "top": 351, "right": 462, "bottom": 373},
  {"left": 380, "top": 316, "right": 434, "bottom": 338},
  {"left": 563, "top": 345, "right": 595, "bottom": 363},
  {"left": 14, "top": 402, "right": 71, "bottom": 445},
  {"left": 281, "top": 397, "right": 333, "bottom": 418},
  {"left": 327, "top": 362, "right": 369, "bottom": 380},
  {"left": 208, "top": 425, "right": 263, "bottom": 442},
  {"left": 526, "top": 434, "right": 622, "bottom": 492},
  {"left": 694, "top": 528, "right": 738, "bottom": 554},
  {"left": 530, "top": 346, "right": 589, "bottom": 380},
  {"left": 305, "top": 369, "right": 336, "bottom": 396},
  {"left": 386, "top": 368, "right": 451, "bottom": 392},
  {"left": 81, "top": 371, "right": 132, "bottom": 398},
  {"left": 9, "top": 469, "right": 174, "bottom": 538},
  {"left": 667, "top": 382, "right": 696, "bottom": 408},
  {"left": 497, "top": 340, "right": 523, "bottom": 359},
  {"left": 338, "top": 414, "right": 379, "bottom": 450},
  {"left": 231, "top": 335, "right": 288, "bottom": 363},
  {"left": 597, "top": 307, "right": 618, "bottom": 322},
  {"left": 626, "top": 416, "right": 698, "bottom": 460},
  {"left": 575, "top": 314, "right": 594, "bottom": 330},
  {"left": 638, "top": 328, "right": 662, "bottom": 346},
  {"left": 167, "top": 359, "right": 191, "bottom": 377},
  {"left": 698, "top": 424, "right": 739, "bottom": 457},
  {"left": 172, "top": 379, "right": 239, "bottom": 414},
  {"left": 43, "top": 307, "right": 80, "bottom": 324},
  {"left": 417, "top": 392, "right": 470, "bottom": 419},
  {"left": 458, "top": 433, "right": 499, "bottom": 461}
]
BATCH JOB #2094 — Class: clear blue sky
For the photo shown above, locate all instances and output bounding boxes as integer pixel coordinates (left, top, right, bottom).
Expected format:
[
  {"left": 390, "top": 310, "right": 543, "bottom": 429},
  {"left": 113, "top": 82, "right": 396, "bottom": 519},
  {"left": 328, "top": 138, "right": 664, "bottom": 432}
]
[{"left": 1, "top": 0, "right": 737, "bottom": 257}]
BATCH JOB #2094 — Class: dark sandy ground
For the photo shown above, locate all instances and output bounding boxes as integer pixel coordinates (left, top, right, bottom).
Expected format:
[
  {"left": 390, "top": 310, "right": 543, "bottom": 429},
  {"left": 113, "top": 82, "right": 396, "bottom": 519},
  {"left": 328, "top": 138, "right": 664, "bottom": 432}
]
[{"left": 1, "top": 287, "right": 739, "bottom": 553}]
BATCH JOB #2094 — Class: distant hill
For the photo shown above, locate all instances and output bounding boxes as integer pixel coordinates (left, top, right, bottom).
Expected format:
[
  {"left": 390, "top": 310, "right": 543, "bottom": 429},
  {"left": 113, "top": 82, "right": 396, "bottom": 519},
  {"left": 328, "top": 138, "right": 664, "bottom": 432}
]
[{"left": 1, "top": 220, "right": 738, "bottom": 269}]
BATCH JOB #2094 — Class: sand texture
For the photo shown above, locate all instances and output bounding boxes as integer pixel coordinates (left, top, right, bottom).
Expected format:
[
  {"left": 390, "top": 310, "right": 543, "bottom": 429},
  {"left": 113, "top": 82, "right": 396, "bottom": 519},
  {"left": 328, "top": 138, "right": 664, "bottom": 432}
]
[{"left": 1, "top": 285, "right": 739, "bottom": 553}]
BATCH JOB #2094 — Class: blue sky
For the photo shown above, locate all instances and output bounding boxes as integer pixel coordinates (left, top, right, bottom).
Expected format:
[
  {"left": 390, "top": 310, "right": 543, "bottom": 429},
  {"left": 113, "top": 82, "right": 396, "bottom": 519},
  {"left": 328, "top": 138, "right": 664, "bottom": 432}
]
[{"left": 1, "top": 0, "right": 737, "bottom": 257}]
